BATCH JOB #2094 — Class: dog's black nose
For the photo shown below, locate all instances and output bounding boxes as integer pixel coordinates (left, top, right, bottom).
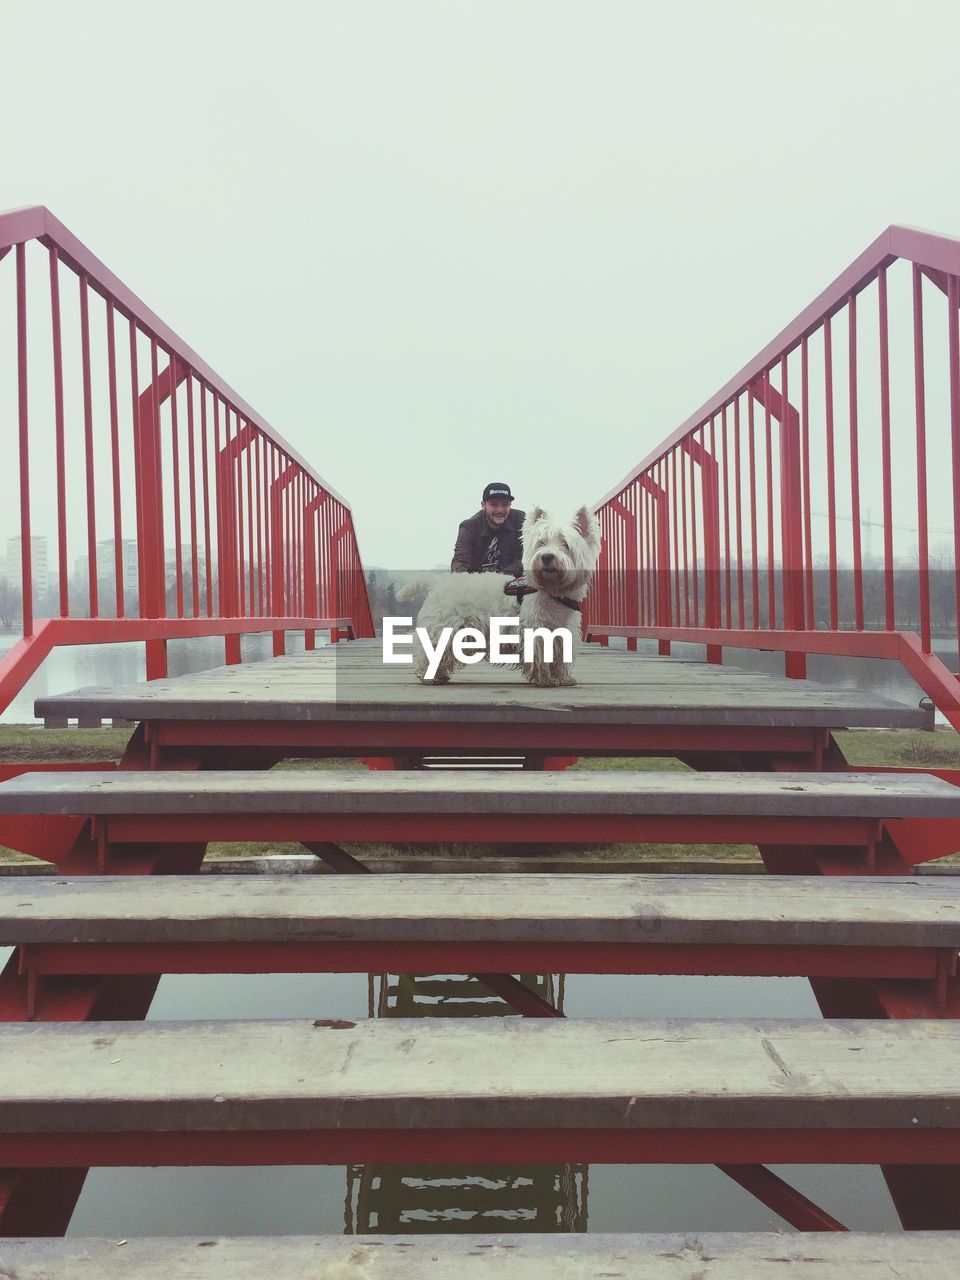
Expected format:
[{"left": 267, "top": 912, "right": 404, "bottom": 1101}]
[{"left": 540, "top": 553, "right": 556, "bottom": 568}]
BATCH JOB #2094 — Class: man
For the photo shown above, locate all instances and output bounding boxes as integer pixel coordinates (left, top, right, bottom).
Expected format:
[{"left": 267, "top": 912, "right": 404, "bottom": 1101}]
[{"left": 451, "top": 482, "right": 526, "bottom": 575}]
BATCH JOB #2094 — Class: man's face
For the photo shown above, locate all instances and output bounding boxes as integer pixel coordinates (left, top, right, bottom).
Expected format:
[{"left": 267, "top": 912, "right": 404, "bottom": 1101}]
[{"left": 483, "top": 499, "right": 512, "bottom": 525}]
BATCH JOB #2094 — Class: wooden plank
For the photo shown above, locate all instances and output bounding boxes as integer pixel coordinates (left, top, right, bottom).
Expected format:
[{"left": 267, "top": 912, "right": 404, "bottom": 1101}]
[
  {"left": 2, "top": 873, "right": 960, "bottom": 949},
  {"left": 0, "top": 768, "right": 957, "bottom": 819},
  {"left": 0, "top": 1018, "right": 958, "bottom": 1133},
  {"left": 0, "top": 1232, "right": 956, "bottom": 1278},
  {"left": 31, "top": 642, "right": 927, "bottom": 729}
]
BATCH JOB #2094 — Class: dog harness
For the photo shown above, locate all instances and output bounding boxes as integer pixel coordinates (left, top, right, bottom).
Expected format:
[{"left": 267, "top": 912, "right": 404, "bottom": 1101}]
[{"left": 504, "top": 576, "right": 582, "bottom": 612}]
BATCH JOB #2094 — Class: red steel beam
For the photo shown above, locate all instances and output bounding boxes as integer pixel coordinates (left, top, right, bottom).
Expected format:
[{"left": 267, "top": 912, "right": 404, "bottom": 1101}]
[
  {"left": 23, "top": 940, "right": 948, "bottom": 984},
  {"left": 717, "top": 1164, "right": 846, "bottom": 1232},
  {"left": 95, "top": 812, "right": 879, "bottom": 850},
  {"left": 1, "top": 1128, "right": 958, "bottom": 1169},
  {"left": 147, "top": 718, "right": 828, "bottom": 759}
]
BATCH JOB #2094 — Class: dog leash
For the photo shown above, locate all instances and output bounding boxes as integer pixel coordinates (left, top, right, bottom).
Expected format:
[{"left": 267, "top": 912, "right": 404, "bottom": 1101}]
[{"left": 504, "top": 576, "right": 582, "bottom": 612}]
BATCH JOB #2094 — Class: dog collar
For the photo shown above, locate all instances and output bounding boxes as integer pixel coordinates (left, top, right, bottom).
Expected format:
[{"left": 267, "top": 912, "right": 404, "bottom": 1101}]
[{"left": 504, "top": 577, "right": 582, "bottom": 613}]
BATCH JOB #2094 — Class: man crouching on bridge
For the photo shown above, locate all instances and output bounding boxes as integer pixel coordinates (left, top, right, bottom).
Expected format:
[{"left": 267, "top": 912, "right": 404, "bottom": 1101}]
[{"left": 451, "top": 481, "right": 526, "bottom": 575}]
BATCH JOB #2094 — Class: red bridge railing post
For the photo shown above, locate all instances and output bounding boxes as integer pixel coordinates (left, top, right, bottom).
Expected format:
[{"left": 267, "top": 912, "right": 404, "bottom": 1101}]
[
  {"left": 683, "top": 436, "right": 722, "bottom": 662},
  {"left": 135, "top": 354, "right": 187, "bottom": 681},
  {"left": 750, "top": 372, "right": 806, "bottom": 679},
  {"left": 330, "top": 518, "right": 350, "bottom": 643},
  {"left": 270, "top": 464, "right": 297, "bottom": 655},
  {"left": 218, "top": 421, "right": 257, "bottom": 665},
  {"left": 639, "top": 475, "right": 673, "bottom": 655},
  {"left": 303, "top": 491, "right": 330, "bottom": 651},
  {"left": 15, "top": 243, "right": 32, "bottom": 640},
  {"left": 607, "top": 498, "right": 638, "bottom": 650}
]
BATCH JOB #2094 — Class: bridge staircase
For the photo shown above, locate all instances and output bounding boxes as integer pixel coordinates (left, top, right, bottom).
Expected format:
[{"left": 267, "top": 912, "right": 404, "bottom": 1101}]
[{"left": 1, "top": 209, "right": 960, "bottom": 1272}]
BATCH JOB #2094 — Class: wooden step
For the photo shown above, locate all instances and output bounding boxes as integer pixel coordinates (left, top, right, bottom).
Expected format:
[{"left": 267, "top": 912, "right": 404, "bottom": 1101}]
[
  {"left": 3, "top": 870, "right": 957, "bottom": 952},
  {"left": 0, "top": 767, "right": 955, "bottom": 850},
  {"left": 2, "top": 768, "right": 954, "bottom": 817},
  {"left": 4, "top": 874, "right": 959, "bottom": 986},
  {"left": 0, "top": 1018, "right": 957, "bottom": 1167},
  {"left": 0, "top": 1232, "right": 956, "bottom": 1278},
  {"left": 5, "top": 872, "right": 959, "bottom": 945}
]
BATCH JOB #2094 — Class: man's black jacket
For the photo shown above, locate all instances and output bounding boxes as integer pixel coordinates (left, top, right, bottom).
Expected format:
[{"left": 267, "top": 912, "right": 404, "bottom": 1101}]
[{"left": 451, "top": 508, "right": 526, "bottom": 575}]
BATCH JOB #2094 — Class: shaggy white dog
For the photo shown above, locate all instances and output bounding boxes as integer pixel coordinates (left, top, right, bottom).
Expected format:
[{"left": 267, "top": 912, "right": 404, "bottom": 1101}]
[{"left": 399, "top": 505, "right": 602, "bottom": 687}]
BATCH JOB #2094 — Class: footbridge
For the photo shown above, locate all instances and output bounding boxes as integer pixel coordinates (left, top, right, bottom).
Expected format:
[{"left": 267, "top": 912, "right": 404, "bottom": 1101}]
[{"left": 1, "top": 208, "right": 960, "bottom": 1272}]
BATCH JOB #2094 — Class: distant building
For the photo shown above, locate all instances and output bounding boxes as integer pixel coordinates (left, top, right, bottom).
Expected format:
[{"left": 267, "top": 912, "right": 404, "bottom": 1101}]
[
  {"left": 72, "top": 540, "right": 209, "bottom": 599},
  {"left": 5, "top": 535, "right": 48, "bottom": 594},
  {"left": 74, "top": 539, "right": 140, "bottom": 595}
]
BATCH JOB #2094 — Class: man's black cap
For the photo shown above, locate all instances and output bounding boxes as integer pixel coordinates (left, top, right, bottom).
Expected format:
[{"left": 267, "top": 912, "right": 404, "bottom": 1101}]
[{"left": 482, "top": 482, "right": 515, "bottom": 502}]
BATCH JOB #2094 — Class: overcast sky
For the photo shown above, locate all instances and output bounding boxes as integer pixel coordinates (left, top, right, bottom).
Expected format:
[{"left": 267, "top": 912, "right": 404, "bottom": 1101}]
[{"left": 3, "top": 0, "right": 960, "bottom": 570}]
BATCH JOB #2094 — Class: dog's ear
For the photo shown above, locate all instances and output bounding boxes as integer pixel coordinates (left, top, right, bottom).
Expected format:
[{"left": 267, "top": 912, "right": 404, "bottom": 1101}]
[
  {"left": 573, "top": 505, "right": 601, "bottom": 547},
  {"left": 525, "top": 506, "right": 547, "bottom": 526}
]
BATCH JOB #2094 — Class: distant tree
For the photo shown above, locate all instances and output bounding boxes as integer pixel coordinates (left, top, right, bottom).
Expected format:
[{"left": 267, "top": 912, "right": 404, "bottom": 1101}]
[
  {"left": 0, "top": 581, "right": 21, "bottom": 630},
  {"left": 364, "top": 571, "right": 404, "bottom": 634}
]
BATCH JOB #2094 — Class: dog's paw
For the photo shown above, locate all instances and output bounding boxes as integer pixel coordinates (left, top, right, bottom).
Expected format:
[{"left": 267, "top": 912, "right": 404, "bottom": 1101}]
[{"left": 415, "top": 670, "right": 451, "bottom": 685}]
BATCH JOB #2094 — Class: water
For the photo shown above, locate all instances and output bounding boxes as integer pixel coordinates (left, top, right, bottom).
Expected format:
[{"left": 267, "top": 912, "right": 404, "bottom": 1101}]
[{"left": 0, "top": 630, "right": 918, "bottom": 1235}]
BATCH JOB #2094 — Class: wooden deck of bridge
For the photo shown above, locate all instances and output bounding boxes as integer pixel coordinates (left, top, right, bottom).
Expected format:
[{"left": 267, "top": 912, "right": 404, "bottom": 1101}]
[
  {"left": 33, "top": 639, "right": 927, "bottom": 764},
  {"left": 2, "top": 638, "right": 959, "bottom": 1246}
]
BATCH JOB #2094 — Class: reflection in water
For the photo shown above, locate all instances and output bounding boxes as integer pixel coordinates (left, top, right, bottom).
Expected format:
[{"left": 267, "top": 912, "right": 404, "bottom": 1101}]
[
  {"left": 345, "top": 972, "right": 588, "bottom": 1235},
  {"left": 370, "top": 970, "right": 563, "bottom": 1018},
  {"left": 346, "top": 1164, "right": 587, "bottom": 1235}
]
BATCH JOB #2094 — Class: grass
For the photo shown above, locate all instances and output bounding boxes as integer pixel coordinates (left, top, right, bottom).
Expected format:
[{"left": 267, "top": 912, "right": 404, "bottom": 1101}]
[
  {"left": 2, "top": 724, "right": 959, "bottom": 866},
  {"left": 834, "top": 727, "right": 960, "bottom": 769},
  {"left": 0, "top": 724, "right": 134, "bottom": 764}
]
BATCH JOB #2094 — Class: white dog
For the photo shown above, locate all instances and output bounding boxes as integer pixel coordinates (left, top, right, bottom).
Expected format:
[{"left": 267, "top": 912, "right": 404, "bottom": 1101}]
[{"left": 399, "top": 505, "right": 602, "bottom": 687}]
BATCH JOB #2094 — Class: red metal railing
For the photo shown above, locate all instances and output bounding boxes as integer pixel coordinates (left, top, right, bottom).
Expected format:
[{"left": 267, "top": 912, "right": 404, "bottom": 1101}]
[
  {"left": 0, "top": 206, "right": 373, "bottom": 713},
  {"left": 587, "top": 224, "right": 960, "bottom": 730}
]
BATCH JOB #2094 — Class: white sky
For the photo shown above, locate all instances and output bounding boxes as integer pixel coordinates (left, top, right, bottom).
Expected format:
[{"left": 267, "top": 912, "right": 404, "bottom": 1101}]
[{"left": 3, "top": 0, "right": 960, "bottom": 569}]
